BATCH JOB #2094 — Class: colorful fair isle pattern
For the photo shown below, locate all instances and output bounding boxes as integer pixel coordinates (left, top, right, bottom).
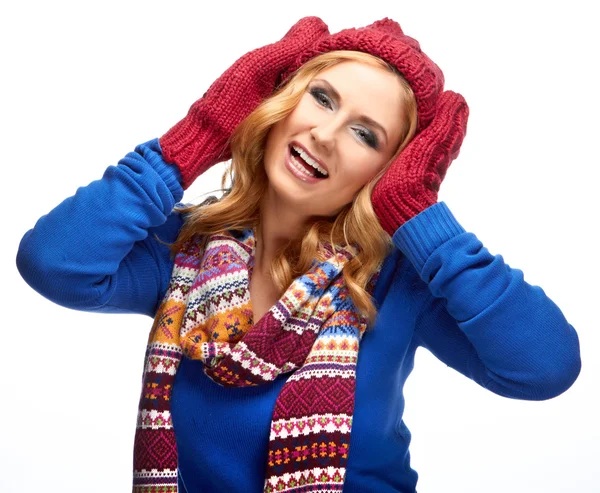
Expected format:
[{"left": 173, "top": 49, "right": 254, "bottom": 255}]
[{"left": 133, "top": 229, "right": 380, "bottom": 493}]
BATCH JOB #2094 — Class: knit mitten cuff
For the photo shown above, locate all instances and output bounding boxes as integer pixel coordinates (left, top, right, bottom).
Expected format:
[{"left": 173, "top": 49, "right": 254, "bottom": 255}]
[
  {"left": 392, "top": 201, "right": 466, "bottom": 275},
  {"left": 135, "top": 138, "right": 185, "bottom": 203},
  {"left": 373, "top": 195, "right": 433, "bottom": 237},
  {"left": 159, "top": 103, "right": 231, "bottom": 190}
]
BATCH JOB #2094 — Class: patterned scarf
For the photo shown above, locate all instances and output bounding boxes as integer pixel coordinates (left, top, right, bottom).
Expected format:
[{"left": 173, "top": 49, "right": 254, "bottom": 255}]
[{"left": 132, "top": 228, "right": 379, "bottom": 492}]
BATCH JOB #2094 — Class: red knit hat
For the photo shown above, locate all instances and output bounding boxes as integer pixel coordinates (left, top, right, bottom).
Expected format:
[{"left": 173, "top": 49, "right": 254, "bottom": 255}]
[
  {"left": 160, "top": 16, "right": 455, "bottom": 192},
  {"left": 280, "top": 17, "right": 446, "bottom": 134},
  {"left": 279, "top": 17, "right": 468, "bottom": 236}
]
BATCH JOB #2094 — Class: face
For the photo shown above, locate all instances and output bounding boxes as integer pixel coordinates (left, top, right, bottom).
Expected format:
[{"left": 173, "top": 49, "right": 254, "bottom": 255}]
[{"left": 262, "top": 60, "right": 407, "bottom": 219}]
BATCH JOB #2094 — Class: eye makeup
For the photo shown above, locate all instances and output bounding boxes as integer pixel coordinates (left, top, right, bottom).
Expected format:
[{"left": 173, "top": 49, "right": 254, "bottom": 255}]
[{"left": 308, "top": 83, "right": 381, "bottom": 150}]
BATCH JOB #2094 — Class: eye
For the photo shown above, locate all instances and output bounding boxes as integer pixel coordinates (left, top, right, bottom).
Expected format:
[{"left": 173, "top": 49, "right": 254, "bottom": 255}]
[
  {"left": 309, "top": 85, "right": 380, "bottom": 150},
  {"left": 309, "top": 88, "right": 332, "bottom": 109},
  {"left": 354, "top": 127, "right": 379, "bottom": 150}
]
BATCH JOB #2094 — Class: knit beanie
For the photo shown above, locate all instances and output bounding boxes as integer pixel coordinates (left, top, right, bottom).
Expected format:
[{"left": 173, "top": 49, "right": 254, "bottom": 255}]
[
  {"left": 279, "top": 18, "right": 469, "bottom": 236},
  {"left": 280, "top": 17, "right": 445, "bottom": 134}
]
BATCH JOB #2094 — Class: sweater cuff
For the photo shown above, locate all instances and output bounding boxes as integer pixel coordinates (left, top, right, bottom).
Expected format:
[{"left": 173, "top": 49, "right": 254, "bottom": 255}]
[
  {"left": 135, "top": 138, "right": 184, "bottom": 204},
  {"left": 391, "top": 201, "right": 466, "bottom": 274}
]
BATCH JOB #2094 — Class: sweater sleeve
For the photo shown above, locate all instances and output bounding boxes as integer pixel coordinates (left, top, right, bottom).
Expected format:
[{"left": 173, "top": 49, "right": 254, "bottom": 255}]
[
  {"left": 392, "top": 202, "right": 581, "bottom": 401},
  {"left": 16, "top": 138, "right": 186, "bottom": 318}
]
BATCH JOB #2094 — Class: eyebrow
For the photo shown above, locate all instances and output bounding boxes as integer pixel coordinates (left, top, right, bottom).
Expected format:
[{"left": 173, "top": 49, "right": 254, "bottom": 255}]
[{"left": 311, "top": 78, "right": 389, "bottom": 144}]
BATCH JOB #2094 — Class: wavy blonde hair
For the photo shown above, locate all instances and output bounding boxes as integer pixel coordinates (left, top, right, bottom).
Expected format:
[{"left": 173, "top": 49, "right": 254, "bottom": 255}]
[{"left": 161, "top": 50, "right": 418, "bottom": 327}]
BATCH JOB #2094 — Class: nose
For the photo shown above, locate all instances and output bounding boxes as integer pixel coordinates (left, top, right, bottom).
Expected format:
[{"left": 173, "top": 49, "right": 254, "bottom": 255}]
[{"left": 310, "top": 116, "right": 338, "bottom": 153}]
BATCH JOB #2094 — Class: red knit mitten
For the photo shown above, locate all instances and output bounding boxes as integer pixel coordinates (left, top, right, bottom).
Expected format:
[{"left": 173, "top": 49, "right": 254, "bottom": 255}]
[
  {"left": 160, "top": 16, "right": 329, "bottom": 190},
  {"left": 371, "top": 90, "right": 469, "bottom": 235}
]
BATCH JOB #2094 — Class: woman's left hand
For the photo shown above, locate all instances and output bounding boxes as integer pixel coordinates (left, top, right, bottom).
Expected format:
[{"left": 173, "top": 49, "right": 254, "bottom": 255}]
[{"left": 371, "top": 90, "right": 470, "bottom": 236}]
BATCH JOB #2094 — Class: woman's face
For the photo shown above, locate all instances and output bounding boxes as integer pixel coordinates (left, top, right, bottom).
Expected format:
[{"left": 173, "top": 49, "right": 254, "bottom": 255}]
[{"left": 263, "top": 60, "right": 407, "bottom": 219}]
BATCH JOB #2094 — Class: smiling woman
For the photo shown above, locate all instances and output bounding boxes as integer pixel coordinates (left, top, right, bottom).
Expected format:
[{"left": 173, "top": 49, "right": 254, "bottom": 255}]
[
  {"left": 168, "top": 50, "right": 418, "bottom": 328},
  {"left": 264, "top": 61, "right": 407, "bottom": 210},
  {"left": 15, "top": 14, "right": 581, "bottom": 493}
]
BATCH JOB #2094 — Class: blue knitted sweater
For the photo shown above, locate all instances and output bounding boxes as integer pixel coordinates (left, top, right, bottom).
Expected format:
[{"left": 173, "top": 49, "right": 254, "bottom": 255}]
[{"left": 16, "top": 139, "right": 581, "bottom": 492}]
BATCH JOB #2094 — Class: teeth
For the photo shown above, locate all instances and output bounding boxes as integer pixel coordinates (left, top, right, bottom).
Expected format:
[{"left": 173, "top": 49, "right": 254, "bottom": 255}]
[
  {"left": 292, "top": 145, "right": 328, "bottom": 176},
  {"left": 290, "top": 155, "right": 318, "bottom": 178}
]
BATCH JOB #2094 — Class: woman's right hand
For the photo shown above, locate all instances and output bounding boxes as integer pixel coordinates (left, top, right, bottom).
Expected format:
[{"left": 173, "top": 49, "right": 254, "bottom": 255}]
[{"left": 159, "top": 16, "right": 329, "bottom": 190}]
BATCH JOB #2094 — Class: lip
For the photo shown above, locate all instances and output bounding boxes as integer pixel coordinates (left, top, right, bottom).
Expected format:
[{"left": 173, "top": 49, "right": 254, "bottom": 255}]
[
  {"left": 285, "top": 145, "right": 325, "bottom": 184},
  {"left": 289, "top": 141, "right": 329, "bottom": 175}
]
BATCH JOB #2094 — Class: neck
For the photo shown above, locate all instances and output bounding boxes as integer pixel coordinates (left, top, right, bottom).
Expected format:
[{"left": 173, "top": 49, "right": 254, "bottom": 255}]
[{"left": 255, "top": 188, "right": 308, "bottom": 276}]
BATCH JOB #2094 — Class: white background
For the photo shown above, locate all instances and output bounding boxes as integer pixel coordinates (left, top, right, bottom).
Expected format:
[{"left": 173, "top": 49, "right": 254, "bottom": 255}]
[{"left": 2, "top": 0, "right": 599, "bottom": 491}]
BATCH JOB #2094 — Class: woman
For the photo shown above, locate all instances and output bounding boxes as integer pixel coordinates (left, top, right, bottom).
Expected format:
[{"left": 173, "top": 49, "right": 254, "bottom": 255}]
[{"left": 16, "top": 16, "right": 581, "bottom": 493}]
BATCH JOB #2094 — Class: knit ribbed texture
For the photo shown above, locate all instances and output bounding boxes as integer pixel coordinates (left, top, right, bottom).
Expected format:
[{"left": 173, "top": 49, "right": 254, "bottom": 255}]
[
  {"left": 372, "top": 90, "right": 469, "bottom": 234},
  {"left": 392, "top": 201, "right": 466, "bottom": 274},
  {"left": 159, "top": 16, "right": 330, "bottom": 190}
]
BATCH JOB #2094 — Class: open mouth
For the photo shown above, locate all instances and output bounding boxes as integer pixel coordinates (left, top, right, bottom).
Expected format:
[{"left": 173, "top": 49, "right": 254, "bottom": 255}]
[{"left": 289, "top": 145, "right": 328, "bottom": 179}]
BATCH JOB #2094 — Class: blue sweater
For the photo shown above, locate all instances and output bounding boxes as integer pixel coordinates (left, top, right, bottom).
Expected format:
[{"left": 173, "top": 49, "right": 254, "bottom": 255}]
[{"left": 16, "top": 139, "right": 581, "bottom": 492}]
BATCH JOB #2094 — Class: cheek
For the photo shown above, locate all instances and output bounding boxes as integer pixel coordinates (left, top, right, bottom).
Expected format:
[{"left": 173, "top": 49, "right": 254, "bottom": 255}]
[
  {"left": 338, "top": 159, "right": 385, "bottom": 193},
  {"left": 263, "top": 125, "right": 287, "bottom": 169}
]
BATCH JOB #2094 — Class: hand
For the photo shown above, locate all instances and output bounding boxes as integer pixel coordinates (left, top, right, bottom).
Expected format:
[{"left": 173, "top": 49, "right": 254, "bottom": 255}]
[
  {"left": 371, "top": 90, "right": 469, "bottom": 235},
  {"left": 160, "top": 16, "right": 329, "bottom": 190}
]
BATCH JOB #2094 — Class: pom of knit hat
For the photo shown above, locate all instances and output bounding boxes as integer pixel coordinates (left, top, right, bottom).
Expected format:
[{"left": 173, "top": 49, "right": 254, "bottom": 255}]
[{"left": 280, "top": 17, "right": 445, "bottom": 134}]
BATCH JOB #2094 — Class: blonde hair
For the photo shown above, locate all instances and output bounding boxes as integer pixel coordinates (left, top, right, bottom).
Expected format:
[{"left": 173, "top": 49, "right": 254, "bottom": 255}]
[{"left": 160, "top": 50, "right": 418, "bottom": 328}]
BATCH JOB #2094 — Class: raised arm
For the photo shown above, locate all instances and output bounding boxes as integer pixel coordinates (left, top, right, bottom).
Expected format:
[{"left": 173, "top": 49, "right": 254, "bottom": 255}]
[
  {"left": 395, "top": 202, "right": 581, "bottom": 400},
  {"left": 16, "top": 139, "right": 185, "bottom": 317},
  {"left": 369, "top": 74, "right": 580, "bottom": 398},
  {"left": 16, "top": 17, "right": 334, "bottom": 318}
]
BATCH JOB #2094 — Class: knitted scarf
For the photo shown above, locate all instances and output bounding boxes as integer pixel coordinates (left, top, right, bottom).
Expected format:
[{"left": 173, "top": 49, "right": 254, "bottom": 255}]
[{"left": 132, "top": 228, "right": 379, "bottom": 492}]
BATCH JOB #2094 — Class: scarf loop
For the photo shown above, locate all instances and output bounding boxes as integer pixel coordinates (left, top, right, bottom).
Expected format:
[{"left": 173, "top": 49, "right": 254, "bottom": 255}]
[{"left": 132, "top": 228, "right": 379, "bottom": 492}]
